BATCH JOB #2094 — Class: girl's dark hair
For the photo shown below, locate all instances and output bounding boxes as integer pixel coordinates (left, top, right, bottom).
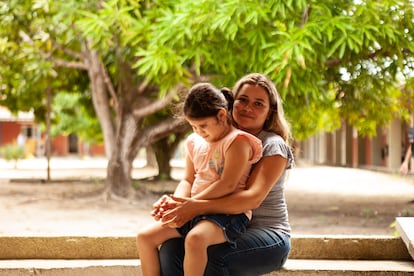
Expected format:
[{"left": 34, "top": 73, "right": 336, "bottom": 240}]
[{"left": 183, "top": 83, "right": 233, "bottom": 119}]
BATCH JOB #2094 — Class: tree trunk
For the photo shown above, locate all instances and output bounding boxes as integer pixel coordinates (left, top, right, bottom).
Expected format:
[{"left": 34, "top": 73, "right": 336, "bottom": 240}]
[
  {"left": 105, "top": 113, "right": 137, "bottom": 197},
  {"left": 45, "top": 85, "right": 52, "bottom": 182},
  {"left": 83, "top": 45, "right": 115, "bottom": 158},
  {"left": 83, "top": 45, "right": 136, "bottom": 198},
  {"left": 145, "top": 146, "right": 157, "bottom": 168},
  {"left": 153, "top": 139, "right": 173, "bottom": 180},
  {"left": 83, "top": 44, "right": 190, "bottom": 198},
  {"left": 106, "top": 153, "right": 133, "bottom": 197},
  {"left": 153, "top": 132, "right": 187, "bottom": 180}
]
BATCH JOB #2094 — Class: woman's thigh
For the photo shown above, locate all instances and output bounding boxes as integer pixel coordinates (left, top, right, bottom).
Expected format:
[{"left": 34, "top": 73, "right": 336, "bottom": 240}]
[
  {"left": 159, "top": 238, "right": 185, "bottom": 276},
  {"left": 205, "top": 227, "right": 291, "bottom": 276},
  {"left": 159, "top": 228, "right": 290, "bottom": 276}
]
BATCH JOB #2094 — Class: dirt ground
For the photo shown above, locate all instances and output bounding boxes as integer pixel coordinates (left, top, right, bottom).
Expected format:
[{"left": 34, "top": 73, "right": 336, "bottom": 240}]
[{"left": 1, "top": 159, "right": 414, "bottom": 237}]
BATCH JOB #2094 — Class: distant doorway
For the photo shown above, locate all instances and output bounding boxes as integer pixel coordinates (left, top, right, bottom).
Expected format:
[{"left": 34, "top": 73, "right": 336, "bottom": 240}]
[{"left": 68, "top": 133, "right": 79, "bottom": 154}]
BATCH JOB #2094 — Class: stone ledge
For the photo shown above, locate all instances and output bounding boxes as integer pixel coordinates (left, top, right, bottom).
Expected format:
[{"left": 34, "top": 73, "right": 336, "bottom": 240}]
[
  {"left": 0, "top": 237, "right": 136, "bottom": 260},
  {"left": 396, "top": 217, "right": 414, "bottom": 260},
  {"left": 0, "top": 259, "right": 139, "bottom": 276},
  {"left": 289, "top": 235, "right": 411, "bottom": 260},
  {"left": 0, "top": 235, "right": 411, "bottom": 260},
  {"left": 273, "top": 259, "right": 414, "bottom": 275},
  {"left": 1, "top": 259, "right": 414, "bottom": 276}
]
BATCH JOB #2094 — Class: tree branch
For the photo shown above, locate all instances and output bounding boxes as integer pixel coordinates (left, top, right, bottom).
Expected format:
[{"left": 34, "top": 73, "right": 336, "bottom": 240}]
[
  {"left": 137, "top": 79, "right": 149, "bottom": 94},
  {"left": 325, "top": 48, "right": 385, "bottom": 67},
  {"left": 99, "top": 60, "right": 119, "bottom": 114},
  {"left": 18, "top": 30, "right": 89, "bottom": 70},
  {"left": 52, "top": 42, "right": 84, "bottom": 60},
  {"left": 301, "top": 4, "right": 311, "bottom": 26},
  {"left": 53, "top": 58, "right": 88, "bottom": 70},
  {"left": 140, "top": 117, "right": 190, "bottom": 147},
  {"left": 133, "top": 84, "right": 185, "bottom": 119}
]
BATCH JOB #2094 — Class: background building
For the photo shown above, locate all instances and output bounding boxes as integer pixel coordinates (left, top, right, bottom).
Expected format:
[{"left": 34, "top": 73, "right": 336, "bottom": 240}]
[
  {"left": 0, "top": 106, "right": 105, "bottom": 157},
  {"left": 297, "top": 117, "right": 413, "bottom": 173}
]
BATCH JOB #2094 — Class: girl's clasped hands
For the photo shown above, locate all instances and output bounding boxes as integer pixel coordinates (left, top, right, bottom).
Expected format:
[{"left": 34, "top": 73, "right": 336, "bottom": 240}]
[{"left": 151, "top": 195, "right": 190, "bottom": 228}]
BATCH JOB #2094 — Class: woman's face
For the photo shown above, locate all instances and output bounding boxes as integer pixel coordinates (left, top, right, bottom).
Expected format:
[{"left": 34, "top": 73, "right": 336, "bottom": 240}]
[{"left": 232, "top": 84, "right": 271, "bottom": 135}]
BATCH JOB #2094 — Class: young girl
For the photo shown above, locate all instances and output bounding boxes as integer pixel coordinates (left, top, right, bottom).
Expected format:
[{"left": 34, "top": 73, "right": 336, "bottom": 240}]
[{"left": 136, "top": 82, "right": 262, "bottom": 276}]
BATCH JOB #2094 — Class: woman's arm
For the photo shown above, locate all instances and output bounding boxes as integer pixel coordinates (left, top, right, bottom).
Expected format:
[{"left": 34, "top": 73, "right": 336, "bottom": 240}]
[{"left": 162, "top": 154, "right": 287, "bottom": 227}]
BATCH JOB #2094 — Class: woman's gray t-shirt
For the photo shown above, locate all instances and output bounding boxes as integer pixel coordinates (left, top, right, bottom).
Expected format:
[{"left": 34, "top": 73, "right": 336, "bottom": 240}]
[{"left": 249, "top": 130, "right": 294, "bottom": 235}]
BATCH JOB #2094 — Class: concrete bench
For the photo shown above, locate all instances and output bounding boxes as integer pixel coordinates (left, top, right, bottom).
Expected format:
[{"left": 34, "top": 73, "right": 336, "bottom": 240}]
[
  {"left": 396, "top": 217, "right": 414, "bottom": 260},
  {"left": 1, "top": 259, "right": 414, "bottom": 275},
  {"left": 0, "top": 235, "right": 413, "bottom": 275}
]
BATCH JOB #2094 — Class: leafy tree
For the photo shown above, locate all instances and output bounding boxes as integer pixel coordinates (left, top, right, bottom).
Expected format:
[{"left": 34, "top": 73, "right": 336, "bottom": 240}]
[
  {"left": 1, "top": 0, "right": 413, "bottom": 199},
  {"left": 1, "top": 0, "right": 190, "bottom": 198},
  {"left": 137, "top": 0, "right": 414, "bottom": 139}
]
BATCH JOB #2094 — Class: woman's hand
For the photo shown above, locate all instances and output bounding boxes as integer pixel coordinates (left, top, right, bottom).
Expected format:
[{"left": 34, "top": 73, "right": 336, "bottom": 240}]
[{"left": 161, "top": 195, "right": 199, "bottom": 228}]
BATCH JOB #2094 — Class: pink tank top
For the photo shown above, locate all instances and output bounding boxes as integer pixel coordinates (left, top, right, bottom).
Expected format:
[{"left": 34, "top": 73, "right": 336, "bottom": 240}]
[{"left": 185, "top": 128, "right": 262, "bottom": 218}]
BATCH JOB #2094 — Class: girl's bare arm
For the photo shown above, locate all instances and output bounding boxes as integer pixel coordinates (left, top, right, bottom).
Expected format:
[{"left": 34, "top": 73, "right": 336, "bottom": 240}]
[
  {"left": 173, "top": 154, "right": 194, "bottom": 197},
  {"left": 192, "top": 137, "right": 252, "bottom": 200},
  {"left": 152, "top": 154, "right": 194, "bottom": 220},
  {"left": 162, "top": 155, "right": 287, "bottom": 227}
]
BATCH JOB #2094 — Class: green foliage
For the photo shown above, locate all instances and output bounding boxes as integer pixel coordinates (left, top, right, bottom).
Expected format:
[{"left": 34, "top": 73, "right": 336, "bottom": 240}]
[
  {"left": 389, "top": 220, "right": 400, "bottom": 237},
  {"left": 1, "top": 0, "right": 414, "bottom": 144},
  {"left": 132, "top": 0, "right": 414, "bottom": 140},
  {"left": 0, "top": 144, "right": 26, "bottom": 168},
  {"left": 48, "top": 92, "right": 103, "bottom": 143},
  {"left": 0, "top": 0, "right": 99, "bottom": 142}
]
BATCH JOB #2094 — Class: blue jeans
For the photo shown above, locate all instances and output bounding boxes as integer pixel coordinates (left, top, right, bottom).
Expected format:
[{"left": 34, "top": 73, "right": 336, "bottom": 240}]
[
  {"left": 177, "top": 214, "right": 249, "bottom": 248},
  {"left": 159, "top": 227, "right": 290, "bottom": 276}
]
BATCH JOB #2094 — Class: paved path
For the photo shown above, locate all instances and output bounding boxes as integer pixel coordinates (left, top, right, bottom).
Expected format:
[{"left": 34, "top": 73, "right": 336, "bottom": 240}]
[
  {"left": 2, "top": 157, "right": 413, "bottom": 197},
  {"left": 1, "top": 157, "right": 413, "bottom": 236}
]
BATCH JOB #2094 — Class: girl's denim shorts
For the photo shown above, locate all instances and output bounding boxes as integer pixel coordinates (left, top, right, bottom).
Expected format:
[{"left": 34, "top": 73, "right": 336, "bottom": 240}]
[{"left": 177, "top": 213, "right": 249, "bottom": 248}]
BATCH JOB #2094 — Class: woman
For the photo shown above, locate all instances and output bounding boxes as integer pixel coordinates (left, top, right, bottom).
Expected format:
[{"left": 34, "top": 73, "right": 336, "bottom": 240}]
[{"left": 158, "top": 73, "right": 294, "bottom": 275}]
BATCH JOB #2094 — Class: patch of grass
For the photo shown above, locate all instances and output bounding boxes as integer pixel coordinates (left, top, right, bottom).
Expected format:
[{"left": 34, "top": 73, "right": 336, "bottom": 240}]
[
  {"left": 132, "top": 177, "right": 177, "bottom": 195},
  {"left": 389, "top": 220, "right": 400, "bottom": 237},
  {"left": 360, "top": 208, "right": 378, "bottom": 218},
  {"left": 316, "top": 215, "right": 326, "bottom": 221},
  {"left": 398, "top": 209, "right": 412, "bottom": 217}
]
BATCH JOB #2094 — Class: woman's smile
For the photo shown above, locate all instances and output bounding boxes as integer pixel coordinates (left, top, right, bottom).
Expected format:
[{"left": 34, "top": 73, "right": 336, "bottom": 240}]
[{"left": 238, "top": 112, "right": 255, "bottom": 120}]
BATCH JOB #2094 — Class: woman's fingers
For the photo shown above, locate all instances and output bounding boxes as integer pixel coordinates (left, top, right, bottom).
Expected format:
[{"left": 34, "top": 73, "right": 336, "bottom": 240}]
[
  {"left": 161, "top": 216, "right": 180, "bottom": 228},
  {"left": 161, "top": 211, "right": 185, "bottom": 228},
  {"left": 169, "top": 195, "right": 189, "bottom": 203},
  {"left": 160, "top": 198, "right": 198, "bottom": 228}
]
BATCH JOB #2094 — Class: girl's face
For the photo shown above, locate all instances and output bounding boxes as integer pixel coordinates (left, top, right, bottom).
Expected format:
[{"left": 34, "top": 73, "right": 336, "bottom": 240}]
[
  {"left": 233, "top": 84, "right": 271, "bottom": 135},
  {"left": 186, "top": 109, "right": 229, "bottom": 143}
]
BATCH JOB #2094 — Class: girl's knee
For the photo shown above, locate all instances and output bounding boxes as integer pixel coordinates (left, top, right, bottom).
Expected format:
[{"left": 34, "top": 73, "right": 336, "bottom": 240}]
[
  {"left": 185, "top": 231, "right": 209, "bottom": 251},
  {"left": 136, "top": 231, "right": 144, "bottom": 247},
  {"left": 136, "top": 228, "right": 153, "bottom": 247}
]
